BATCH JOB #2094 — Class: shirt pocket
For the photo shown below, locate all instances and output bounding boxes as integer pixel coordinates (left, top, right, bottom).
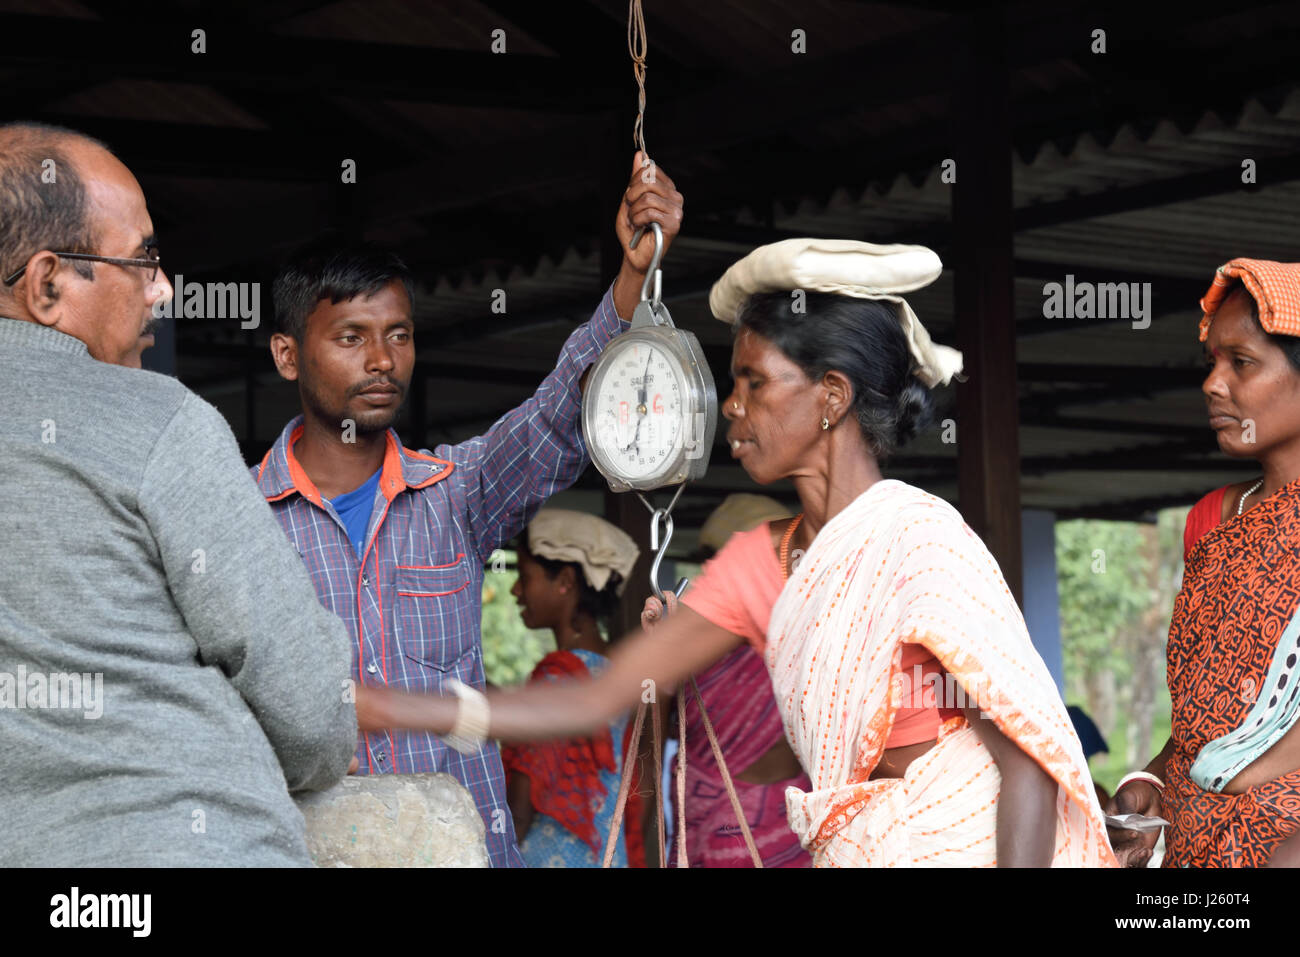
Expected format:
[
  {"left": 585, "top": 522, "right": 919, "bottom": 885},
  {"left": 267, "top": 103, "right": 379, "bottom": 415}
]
[
  {"left": 393, "top": 556, "right": 473, "bottom": 675},
  {"left": 400, "top": 646, "right": 476, "bottom": 696}
]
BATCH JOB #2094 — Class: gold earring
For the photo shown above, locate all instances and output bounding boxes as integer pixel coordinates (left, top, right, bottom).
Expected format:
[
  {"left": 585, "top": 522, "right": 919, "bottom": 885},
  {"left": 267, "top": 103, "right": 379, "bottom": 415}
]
[{"left": 821, "top": 416, "right": 830, "bottom": 430}]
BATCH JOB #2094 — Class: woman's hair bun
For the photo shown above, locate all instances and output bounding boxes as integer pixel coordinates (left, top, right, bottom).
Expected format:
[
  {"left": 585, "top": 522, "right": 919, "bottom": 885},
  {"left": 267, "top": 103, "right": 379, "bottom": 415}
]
[{"left": 893, "top": 381, "right": 934, "bottom": 447}]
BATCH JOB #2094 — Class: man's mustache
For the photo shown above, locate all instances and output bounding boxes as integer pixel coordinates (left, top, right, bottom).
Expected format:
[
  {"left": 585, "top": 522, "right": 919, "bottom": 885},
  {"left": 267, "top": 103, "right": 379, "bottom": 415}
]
[{"left": 349, "top": 378, "right": 404, "bottom": 397}]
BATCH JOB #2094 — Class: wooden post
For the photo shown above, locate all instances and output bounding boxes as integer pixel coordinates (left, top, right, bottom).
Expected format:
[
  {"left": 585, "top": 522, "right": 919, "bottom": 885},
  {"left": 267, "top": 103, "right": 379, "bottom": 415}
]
[
  {"left": 952, "top": 10, "right": 1023, "bottom": 602},
  {"left": 606, "top": 490, "right": 655, "bottom": 640}
]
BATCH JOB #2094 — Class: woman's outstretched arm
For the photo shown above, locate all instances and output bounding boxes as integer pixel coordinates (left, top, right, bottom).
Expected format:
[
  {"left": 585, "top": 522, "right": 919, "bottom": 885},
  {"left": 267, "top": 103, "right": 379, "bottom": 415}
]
[{"left": 356, "top": 605, "right": 742, "bottom": 743}]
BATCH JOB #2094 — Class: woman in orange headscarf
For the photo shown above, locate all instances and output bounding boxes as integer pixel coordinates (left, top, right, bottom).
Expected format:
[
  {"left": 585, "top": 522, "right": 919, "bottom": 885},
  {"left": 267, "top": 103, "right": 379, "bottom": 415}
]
[{"left": 1110, "top": 260, "right": 1300, "bottom": 868}]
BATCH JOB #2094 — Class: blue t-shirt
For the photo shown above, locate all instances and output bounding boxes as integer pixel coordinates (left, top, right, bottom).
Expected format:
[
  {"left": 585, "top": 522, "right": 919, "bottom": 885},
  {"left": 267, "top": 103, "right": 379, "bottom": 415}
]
[{"left": 328, "top": 468, "right": 383, "bottom": 558}]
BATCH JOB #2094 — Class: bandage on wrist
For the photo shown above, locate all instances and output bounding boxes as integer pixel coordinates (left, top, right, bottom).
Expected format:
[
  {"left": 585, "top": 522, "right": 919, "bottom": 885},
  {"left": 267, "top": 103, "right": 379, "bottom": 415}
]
[
  {"left": 1116, "top": 770, "right": 1165, "bottom": 793},
  {"left": 443, "top": 678, "right": 490, "bottom": 754}
]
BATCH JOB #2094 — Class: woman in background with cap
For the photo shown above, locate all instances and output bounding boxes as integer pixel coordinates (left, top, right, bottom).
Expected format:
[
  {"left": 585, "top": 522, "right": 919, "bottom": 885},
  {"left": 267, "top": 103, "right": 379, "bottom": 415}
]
[
  {"left": 499, "top": 509, "right": 641, "bottom": 867},
  {"left": 357, "top": 240, "right": 1115, "bottom": 868},
  {"left": 1109, "top": 261, "right": 1300, "bottom": 868}
]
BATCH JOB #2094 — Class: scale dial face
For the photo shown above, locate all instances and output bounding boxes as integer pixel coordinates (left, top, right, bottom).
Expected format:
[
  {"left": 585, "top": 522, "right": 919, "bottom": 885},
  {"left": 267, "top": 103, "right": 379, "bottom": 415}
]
[{"left": 589, "top": 339, "right": 685, "bottom": 483}]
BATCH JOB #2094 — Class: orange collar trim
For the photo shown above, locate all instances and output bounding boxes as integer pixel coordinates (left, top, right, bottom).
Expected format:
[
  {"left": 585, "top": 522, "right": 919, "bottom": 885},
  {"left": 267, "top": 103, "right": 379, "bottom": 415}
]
[
  {"left": 285, "top": 424, "right": 324, "bottom": 507},
  {"left": 262, "top": 423, "right": 454, "bottom": 506},
  {"left": 399, "top": 443, "right": 456, "bottom": 495}
]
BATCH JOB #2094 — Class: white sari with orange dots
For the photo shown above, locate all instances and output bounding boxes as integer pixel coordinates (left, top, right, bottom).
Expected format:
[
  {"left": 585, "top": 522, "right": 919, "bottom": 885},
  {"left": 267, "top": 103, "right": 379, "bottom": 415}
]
[{"left": 767, "top": 480, "right": 1116, "bottom": 867}]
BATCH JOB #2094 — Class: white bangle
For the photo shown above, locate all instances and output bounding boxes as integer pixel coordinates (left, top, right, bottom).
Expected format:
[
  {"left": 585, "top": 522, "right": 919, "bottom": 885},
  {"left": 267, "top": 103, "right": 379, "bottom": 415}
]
[
  {"left": 443, "top": 678, "right": 490, "bottom": 754},
  {"left": 1116, "top": 771, "right": 1165, "bottom": 793}
]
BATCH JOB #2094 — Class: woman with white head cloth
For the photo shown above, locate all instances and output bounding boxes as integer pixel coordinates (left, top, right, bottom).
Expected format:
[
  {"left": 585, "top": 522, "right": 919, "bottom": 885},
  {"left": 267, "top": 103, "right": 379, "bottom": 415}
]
[
  {"left": 500, "top": 508, "right": 641, "bottom": 867},
  {"left": 357, "top": 240, "right": 1116, "bottom": 867}
]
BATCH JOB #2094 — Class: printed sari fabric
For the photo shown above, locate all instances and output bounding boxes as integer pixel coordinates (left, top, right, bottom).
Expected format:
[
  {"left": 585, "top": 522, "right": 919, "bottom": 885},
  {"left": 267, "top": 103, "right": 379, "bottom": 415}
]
[
  {"left": 674, "top": 643, "right": 812, "bottom": 867},
  {"left": 767, "top": 480, "right": 1115, "bottom": 868},
  {"left": 501, "top": 649, "right": 633, "bottom": 867},
  {"left": 1165, "top": 479, "right": 1300, "bottom": 867}
]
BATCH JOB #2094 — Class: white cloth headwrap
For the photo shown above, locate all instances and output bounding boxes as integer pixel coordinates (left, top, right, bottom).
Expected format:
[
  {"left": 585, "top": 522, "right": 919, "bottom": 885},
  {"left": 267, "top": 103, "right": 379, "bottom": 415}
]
[
  {"left": 527, "top": 509, "right": 640, "bottom": 595},
  {"left": 708, "top": 239, "right": 963, "bottom": 388}
]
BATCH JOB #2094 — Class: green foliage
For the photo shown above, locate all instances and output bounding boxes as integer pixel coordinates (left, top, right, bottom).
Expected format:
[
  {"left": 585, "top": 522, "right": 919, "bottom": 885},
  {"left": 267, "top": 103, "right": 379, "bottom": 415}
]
[
  {"left": 1087, "top": 689, "right": 1173, "bottom": 794},
  {"left": 1055, "top": 520, "right": 1151, "bottom": 687},
  {"left": 1057, "top": 509, "right": 1189, "bottom": 793},
  {"left": 480, "top": 550, "right": 555, "bottom": 687}
]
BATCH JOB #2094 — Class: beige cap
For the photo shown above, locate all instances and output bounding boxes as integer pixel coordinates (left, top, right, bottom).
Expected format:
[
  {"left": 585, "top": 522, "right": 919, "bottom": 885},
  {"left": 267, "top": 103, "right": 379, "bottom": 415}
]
[
  {"left": 527, "top": 509, "right": 640, "bottom": 595},
  {"left": 698, "top": 494, "right": 793, "bottom": 553},
  {"left": 708, "top": 238, "right": 963, "bottom": 388}
]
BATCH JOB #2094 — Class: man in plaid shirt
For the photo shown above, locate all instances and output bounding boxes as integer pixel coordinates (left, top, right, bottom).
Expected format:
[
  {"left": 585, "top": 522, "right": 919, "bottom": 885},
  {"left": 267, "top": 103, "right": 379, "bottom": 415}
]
[{"left": 254, "top": 153, "right": 683, "bottom": 866}]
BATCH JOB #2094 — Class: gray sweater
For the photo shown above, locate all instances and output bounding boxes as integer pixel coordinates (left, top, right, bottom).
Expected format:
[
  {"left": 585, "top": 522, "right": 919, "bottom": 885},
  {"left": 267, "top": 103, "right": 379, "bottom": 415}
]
[{"left": 0, "top": 317, "right": 357, "bottom": 866}]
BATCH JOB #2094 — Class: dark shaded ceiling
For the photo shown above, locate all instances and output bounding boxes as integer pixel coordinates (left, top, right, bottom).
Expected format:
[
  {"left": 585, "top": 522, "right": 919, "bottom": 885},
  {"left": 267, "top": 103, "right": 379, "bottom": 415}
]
[{"left": 5, "top": 0, "right": 1299, "bottom": 540}]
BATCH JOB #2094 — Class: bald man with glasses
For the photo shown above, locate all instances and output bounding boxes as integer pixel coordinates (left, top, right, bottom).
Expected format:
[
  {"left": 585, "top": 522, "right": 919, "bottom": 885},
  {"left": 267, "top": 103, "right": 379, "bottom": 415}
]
[
  {"left": 0, "top": 122, "right": 357, "bottom": 866},
  {"left": 2, "top": 246, "right": 162, "bottom": 287}
]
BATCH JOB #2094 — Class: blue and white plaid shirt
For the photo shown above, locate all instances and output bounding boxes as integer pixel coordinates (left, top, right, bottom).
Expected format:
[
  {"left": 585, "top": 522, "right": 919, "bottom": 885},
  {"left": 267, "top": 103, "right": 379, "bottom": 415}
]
[{"left": 253, "top": 285, "right": 627, "bottom": 867}]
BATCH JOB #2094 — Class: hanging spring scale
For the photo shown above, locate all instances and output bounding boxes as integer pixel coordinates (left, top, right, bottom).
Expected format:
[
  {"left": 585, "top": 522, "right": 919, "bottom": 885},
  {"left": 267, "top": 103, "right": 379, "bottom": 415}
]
[{"left": 628, "top": 221, "right": 689, "bottom": 603}]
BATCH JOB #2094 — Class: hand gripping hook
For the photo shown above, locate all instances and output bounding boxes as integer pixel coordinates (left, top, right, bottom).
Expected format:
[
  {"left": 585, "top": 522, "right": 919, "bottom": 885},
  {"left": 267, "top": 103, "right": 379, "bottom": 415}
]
[{"left": 629, "top": 221, "right": 664, "bottom": 313}]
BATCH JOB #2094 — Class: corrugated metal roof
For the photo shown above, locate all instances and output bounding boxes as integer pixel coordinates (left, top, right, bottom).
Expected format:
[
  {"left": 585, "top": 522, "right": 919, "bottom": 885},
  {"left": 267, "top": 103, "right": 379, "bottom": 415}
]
[{"left": 6, "top": 0, "right": 1296, "bottom": 519}]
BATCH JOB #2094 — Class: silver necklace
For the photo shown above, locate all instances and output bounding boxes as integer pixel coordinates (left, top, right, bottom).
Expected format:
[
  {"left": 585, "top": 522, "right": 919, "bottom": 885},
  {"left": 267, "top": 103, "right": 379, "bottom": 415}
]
[{"left": 1238, "top": 479, "right": 1264, "bottom": 516}]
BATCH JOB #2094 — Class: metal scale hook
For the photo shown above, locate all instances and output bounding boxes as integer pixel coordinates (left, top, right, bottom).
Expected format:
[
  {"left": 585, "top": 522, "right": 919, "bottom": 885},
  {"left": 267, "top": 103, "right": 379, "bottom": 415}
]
[
  {"left": 628, "top": 221, "right": 664, "bottom": 313},
  {"left": 640, "top": 482, "right": 689, "bottom": 603}
]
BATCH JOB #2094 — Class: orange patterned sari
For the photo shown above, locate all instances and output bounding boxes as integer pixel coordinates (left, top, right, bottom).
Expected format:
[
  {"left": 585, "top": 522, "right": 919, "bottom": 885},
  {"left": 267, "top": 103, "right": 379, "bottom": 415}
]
[
  {"left": 767, "top": 480, "right": 1115, "bottom": 867},
  {"left": 1165, "top": 479, "right": 1300, "bottom": 867}
]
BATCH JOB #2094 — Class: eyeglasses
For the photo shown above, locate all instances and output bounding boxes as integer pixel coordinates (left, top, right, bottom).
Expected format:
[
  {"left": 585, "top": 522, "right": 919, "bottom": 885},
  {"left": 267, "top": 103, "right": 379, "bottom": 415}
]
[{"left": 3, "top": 247, "right": 162, "bottom": 287}]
